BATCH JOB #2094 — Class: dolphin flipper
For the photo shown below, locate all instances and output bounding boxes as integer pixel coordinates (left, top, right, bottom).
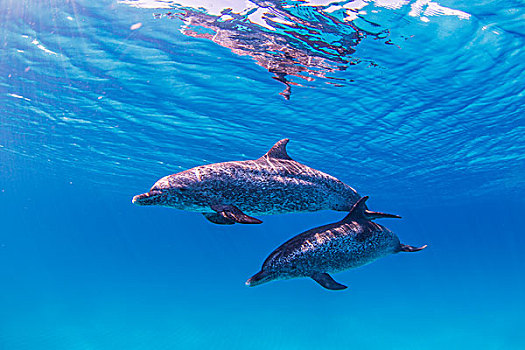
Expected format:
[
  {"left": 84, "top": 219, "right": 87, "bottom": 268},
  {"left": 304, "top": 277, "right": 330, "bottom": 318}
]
[
  {"left": 202, "top": 213, "right": 235, "bottom": 225},
  {"left": 398, "top": 244, "right": 427, "bottom": 252},
  {"left": 311, "top": 272, "right": 347, "bottom": 290},
  {"left": 210, "top": 204, "right": 263, "bottom": 224}
]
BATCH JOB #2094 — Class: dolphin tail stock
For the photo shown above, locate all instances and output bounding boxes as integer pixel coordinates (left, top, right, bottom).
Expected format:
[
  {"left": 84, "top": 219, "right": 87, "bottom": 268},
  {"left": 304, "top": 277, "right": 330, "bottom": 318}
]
[
  {"left": 311, "top": 272, "right": 347, "bottom": 290},
  {"left": 398, "top": 244, "right": 428, "bottom": 252},
  {"left": 210, "top": 204, "right": 263, "bottom": 225}
]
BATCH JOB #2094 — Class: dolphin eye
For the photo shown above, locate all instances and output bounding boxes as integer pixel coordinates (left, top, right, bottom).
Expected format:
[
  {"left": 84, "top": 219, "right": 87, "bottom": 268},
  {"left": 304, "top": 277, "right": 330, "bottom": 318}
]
[{"left": 149, "top": 189, "right": 162, "bottom": 196}]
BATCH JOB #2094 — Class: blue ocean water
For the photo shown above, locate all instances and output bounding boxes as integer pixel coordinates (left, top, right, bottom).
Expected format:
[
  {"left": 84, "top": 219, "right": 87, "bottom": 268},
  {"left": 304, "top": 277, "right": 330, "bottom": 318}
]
[{"left": 1, "top": 0, "right": 524, "bottom": 349}]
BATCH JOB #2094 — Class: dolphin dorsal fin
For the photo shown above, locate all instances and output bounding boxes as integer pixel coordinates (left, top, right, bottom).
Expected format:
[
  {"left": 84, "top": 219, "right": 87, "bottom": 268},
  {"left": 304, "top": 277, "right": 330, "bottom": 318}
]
[
  {"left": 261, "top": 139, "right": 292, "bottom": 160},
  {"left": 343, "top": 196, "right": 369, "bottom": 221}
]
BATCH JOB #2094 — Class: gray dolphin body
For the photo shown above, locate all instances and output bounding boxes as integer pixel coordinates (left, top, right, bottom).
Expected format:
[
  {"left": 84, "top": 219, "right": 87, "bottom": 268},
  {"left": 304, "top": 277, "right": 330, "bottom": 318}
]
[
  {"left": 246, "top": 196, "right": 427, "bottom": 290},
  {"left": 132, "top": 139, "right": 361, "bottom": 225}
]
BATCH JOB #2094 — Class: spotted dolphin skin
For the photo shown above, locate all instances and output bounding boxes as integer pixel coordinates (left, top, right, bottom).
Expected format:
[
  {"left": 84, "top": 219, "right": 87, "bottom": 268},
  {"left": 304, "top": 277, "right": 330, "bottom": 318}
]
[
  {"left": 132, "top": 139, "right": 364, "bottom": 225},
  {"left": 246, "top": 196, "right": 427, "bottom": 290}
]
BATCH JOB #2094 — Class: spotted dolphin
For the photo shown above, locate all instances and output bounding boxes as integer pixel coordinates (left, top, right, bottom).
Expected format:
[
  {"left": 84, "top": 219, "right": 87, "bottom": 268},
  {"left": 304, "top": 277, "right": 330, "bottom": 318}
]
[
  {"left": 132, "top": 139, "right": 366, "bottom": 225},
  {"left": 246, "top": 196, "right": 426, "bottom": 290}
]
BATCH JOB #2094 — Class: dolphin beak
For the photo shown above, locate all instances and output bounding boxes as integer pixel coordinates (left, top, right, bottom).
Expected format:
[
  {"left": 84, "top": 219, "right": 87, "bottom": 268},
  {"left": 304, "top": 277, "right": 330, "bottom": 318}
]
[
  {"left": 132, "top": 193, "right": 147, "bottom": 205},
  {"left": 246, "top": 270, "right": 271, "bottom": 287},
  {"left": 132, "top": 191, "right": 161, "bottom": 206}
]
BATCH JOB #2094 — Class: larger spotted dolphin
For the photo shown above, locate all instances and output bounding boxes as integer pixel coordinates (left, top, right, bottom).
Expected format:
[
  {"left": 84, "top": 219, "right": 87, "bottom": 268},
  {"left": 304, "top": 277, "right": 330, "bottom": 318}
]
[{"left": 132, "top": 139, "right": 372, "bottom": 225}]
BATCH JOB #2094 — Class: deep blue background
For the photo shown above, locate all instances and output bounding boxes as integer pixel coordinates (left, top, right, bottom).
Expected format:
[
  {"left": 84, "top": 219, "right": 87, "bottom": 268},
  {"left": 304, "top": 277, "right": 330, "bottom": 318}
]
[{"left": 1, "top": 1, "right": 524, "bottom": 349}]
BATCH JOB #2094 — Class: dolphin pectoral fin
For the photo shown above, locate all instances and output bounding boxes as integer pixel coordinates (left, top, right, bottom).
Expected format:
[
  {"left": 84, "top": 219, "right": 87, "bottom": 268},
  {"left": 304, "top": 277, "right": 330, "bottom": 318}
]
[
  {"left": 202, "top": 213, "right": 235, "bottom": 225},
  {"left": 311, "top": 272, "right": 347, "bottom": 290},
  {"left": 210, "top": 204, "right": 263, "bottom": 224},
  {"left": 398, "top": 244, "right": 428, "bottom": 252}
]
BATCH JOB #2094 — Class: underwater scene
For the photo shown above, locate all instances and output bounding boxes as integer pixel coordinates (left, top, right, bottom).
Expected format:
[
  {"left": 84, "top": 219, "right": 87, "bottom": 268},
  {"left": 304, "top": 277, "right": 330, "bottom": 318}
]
[{"left": 1, "top": 0, "right": 524, "bottom": 349}]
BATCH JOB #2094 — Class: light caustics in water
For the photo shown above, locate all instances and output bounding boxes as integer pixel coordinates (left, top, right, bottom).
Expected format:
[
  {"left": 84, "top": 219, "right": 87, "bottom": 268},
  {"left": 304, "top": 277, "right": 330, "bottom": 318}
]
[{"left": 119, "top": 0, "right": 471, "bottom": 99}]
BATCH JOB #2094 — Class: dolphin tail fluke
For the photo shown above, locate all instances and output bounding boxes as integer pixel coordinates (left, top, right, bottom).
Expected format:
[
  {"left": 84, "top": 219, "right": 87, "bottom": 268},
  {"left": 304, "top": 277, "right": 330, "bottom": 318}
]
[
  {"left": 398, "top": 244, "right": 428, "bottom": 252},
  {"left": 364, "top": 209, "right": 401, "bottom": 220},
  {"left": 345, "top": 196, "right": 401, "bottom": 220},
  {"left": 210, "top": 204, "right": 263, "bottom": 224},
  {"left": 311, "top": 272, "right": 347, "bottom": 290}
]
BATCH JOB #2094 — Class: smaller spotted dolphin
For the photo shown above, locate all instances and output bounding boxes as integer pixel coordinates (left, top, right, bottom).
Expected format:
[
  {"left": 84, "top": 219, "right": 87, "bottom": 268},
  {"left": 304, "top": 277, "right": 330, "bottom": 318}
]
[
  {"left": 246, "top": 196, "right": 426, "bottom": 290},
  {"left": 132, "top": 139, "right": 366, "bottom": 225}
]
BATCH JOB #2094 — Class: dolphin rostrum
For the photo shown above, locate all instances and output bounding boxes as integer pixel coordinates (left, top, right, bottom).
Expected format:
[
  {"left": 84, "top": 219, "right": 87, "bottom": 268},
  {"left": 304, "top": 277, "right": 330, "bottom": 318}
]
[
  {"left": 246, "top": 196, "right": 426, "bottom": 290},
  {"left": 132, "top": 139, "right": 366, "bottom": 225}
]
